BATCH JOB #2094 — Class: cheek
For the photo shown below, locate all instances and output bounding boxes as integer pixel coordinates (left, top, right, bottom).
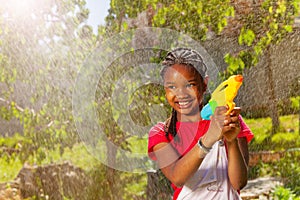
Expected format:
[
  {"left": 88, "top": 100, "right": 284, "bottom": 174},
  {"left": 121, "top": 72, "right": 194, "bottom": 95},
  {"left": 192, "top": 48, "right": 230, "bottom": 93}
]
[
  {"left": 165, "top": 91, "right": 174, "bottom": 102},
  {"left": 165, "top": 90, "right": 177, "bottom": 106},
  {"left": 194, "top": 88, "right": 204, "bottom": 101}
]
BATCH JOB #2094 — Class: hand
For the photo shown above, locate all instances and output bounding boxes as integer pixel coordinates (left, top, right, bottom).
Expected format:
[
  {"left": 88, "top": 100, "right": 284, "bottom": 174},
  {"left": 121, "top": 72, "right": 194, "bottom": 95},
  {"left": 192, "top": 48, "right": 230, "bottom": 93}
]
[
  {"left": 222, "top": 107, "right": 241, "bottom": 142},
  {"left": 202, "top": 106, "right": 227, "bottom": 147}
]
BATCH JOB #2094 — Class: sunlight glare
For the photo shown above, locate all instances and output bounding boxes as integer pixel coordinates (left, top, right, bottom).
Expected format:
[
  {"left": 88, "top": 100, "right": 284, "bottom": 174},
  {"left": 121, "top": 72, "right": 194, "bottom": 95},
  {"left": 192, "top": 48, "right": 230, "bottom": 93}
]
[{"left": 3, "top": 0, "right": 40, "bottom": 19}]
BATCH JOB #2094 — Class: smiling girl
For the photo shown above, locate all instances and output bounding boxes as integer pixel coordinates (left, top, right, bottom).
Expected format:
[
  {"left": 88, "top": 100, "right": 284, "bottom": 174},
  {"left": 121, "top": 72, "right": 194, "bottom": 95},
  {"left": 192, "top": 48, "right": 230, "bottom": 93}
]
[{"left": 148, "top": 48, "right": 253, "bottom": 200}]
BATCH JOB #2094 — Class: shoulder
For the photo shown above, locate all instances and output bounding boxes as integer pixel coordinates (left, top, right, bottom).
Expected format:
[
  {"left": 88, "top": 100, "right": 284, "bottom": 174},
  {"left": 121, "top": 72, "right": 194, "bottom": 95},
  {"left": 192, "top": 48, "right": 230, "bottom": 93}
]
[
  {"left": 148, "top": 122, "right": 168, "bottom": 144},
  {"left": 148, "top": 122, "right": 169, "bottom": 160},
  {"left": 149, "top": 122, "right": 165, "bottom": 135}
]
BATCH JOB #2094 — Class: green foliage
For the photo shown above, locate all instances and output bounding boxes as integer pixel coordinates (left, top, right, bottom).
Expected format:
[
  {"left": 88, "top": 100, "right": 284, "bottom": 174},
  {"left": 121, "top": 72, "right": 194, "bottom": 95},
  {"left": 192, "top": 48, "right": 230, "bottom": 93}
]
[
  {"left": 0, "top": 55, "right": 16, "bottom": 97},
  {"left": 122, "top": 172, "right": 147, "bottom": 199},
  {"left": 107, "top": 0, "right": 234, "bottom": 40},
  {"left": 245, "top": 114, "right": 299, "bottom": 151},
  {"left": 275, "top": 151, "right": 300, "bottom": 196},
  {"left": 0, "top": 100, "right": 78, "bottom": 164},
  {"left": 107, "top": 0, "right": 156, "bottom": 32},
  {"left": 290, "top": 96, "right": 300, "bottom": 110},
  {"left": 152, "top": 0, "right": 234, "bottom": 41},
  {"left": 224, "top": 53, "right": 245, "bottom": 75},
  {"left": 0, "top": 0, "right": 299, "bottom": 198},
  {"left": 106, "top": 0, "right": 299, "bottom": 76},
  {"left": 0, "top": 149, "right": 23, "bottom": 182},
  {"left": 226, "top": 0, "right": 300, "bottom": 74},
  {"left": 0, "top": 0, "right": 97, "bottom": 164},
  {"left": 238, "top": 28, "right": 256, "bottom": 46},
  {"left": 248, "top": 161, "right": 274, "bottom": 179},
  {"left": 84, "top": 163, "right": 148, "bottom": 200},
  {"left": 86, "top": 164, "right": 116, "bottom": 200},
  {"left": 246, "top": 114, "right": 300, "bottom": 196},
  {"left": 248, "top": 150, "right": 300, "bottom": 197},
  {"left": 272, "top": 132, "right": 300, "bottom": 150},
  {"left": 1, "top": 114, "right": 299, "bottom": 198},
  {"left": 272, "top": 186, "right": 300, "bottom": 200},
  {"left": 0, "top": 140, "right": 148, "bottom": 199},
  {"left": 244, "top": 116, "right": 272, "bottom": 150}
]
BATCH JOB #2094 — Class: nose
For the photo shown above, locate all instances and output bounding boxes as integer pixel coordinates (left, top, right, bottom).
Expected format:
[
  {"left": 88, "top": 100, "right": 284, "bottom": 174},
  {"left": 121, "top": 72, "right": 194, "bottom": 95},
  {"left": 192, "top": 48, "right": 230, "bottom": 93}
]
[{"left": 175, "top": 87, "right": 189, "bottom": 99}]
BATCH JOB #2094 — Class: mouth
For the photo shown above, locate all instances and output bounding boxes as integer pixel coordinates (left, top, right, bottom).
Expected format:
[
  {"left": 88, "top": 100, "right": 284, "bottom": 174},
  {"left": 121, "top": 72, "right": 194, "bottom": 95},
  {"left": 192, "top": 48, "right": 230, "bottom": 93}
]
[{"left": 176, "top": 100, "right": 193, "bottom": 109}]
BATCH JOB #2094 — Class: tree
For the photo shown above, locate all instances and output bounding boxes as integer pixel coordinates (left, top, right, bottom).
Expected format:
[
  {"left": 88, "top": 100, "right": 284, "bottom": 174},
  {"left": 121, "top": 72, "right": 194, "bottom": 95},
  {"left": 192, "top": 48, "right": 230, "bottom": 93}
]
[
  {"left": 106, "top": 0, "right": 300, "bottom": 134},
  {"left": 85, "top": 0, "right": 299, "bottom": 197},
  {"left": 224, "top": 0, "right": 299, "bottom": 133},
  {"left": 0, "top": 0, "right": 96, "bottom": 162}
]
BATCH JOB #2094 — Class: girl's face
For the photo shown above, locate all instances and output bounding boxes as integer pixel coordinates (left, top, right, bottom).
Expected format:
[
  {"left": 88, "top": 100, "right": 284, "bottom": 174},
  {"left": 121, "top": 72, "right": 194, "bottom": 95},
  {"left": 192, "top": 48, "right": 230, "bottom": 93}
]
[{"left": 163, "top": 64, "right": 206, "bottom": 121}]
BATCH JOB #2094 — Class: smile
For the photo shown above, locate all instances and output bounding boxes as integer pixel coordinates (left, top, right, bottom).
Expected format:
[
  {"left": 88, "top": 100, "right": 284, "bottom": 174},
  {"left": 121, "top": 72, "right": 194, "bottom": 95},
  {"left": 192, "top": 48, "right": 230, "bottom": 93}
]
[
  {"left": 178, "top": 101, "right": 190, "bottom": 106},
  {"left": 177, "top": 100, "right": 193, "bottom": 109}
]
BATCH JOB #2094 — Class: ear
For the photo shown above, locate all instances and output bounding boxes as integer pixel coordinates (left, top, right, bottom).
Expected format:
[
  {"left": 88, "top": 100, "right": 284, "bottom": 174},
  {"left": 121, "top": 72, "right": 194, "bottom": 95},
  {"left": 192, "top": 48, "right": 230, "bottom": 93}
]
[{"left": 204, "top": 76, "right": 209, "bottom": 85}]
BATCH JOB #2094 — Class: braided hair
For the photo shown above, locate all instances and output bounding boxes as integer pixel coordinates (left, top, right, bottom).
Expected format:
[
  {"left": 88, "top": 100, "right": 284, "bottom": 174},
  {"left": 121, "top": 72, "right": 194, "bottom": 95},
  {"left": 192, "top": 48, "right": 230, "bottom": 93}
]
[{"left": 161, "top": 47, "right": 208, "bottom": 141}]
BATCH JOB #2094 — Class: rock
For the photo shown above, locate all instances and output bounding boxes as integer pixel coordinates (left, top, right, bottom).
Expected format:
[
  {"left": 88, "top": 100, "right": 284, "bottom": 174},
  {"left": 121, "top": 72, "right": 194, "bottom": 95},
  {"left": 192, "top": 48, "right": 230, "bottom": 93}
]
[
  {"left": 240, "top": 177, "right": 283, "bottom": 200},
  {"left": 14, "top": 161, "right": 90, "bottom": 200},
  {"left": 249, "top": 151, "right": 285, "bottom": 167},
  {"left": 0, "top": 180, "right": 21, "bottom": 200}
]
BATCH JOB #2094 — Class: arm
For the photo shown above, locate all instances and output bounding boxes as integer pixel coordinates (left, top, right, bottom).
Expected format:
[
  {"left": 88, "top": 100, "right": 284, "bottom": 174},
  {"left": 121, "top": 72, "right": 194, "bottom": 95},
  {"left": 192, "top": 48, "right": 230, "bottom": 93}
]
[
  {"left": 227, "top": 137, "right": 249, "bottom": 190},
  {"left": 222, "top": 108, "right": 249, "bottom": 190},
  {"left": 153, "top": 107, "right": 228, "bottom": 187},
  {"left": 153, "top": 142, "right": 206, "bottom": 187}
]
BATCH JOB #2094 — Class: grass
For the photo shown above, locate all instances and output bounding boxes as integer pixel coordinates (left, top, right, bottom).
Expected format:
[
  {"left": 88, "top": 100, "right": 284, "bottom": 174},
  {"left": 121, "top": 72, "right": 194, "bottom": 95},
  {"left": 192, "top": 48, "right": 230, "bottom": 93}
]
[
  {"left": 244, "top": 115, "right": 299, "bottom": 135},
  {"left": 0, "top": 114, "right": 299, "bottom": 198},
  {"left": 243, "top": 114, "right": 299, "bottom": 151},
  {"left": 0, "top": 143, "right": 99, "bottom": 182},
  {"left": 0, "top": 154, "right": 23, "bottom": 182}
]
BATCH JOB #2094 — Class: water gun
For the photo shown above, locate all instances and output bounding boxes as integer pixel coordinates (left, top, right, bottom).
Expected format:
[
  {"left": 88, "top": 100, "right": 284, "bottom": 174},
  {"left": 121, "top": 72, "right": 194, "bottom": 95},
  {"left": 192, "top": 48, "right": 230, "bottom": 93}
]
[{"left": 201, "top": 75, "right": 243, "bottom": 120}]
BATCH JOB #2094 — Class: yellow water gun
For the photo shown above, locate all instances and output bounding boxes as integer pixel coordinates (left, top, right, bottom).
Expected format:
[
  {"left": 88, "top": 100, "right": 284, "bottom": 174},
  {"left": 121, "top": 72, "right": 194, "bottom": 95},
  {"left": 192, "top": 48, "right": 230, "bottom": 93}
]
[{"left": 201, "top": 75, "right": 243, "bottom": 120}]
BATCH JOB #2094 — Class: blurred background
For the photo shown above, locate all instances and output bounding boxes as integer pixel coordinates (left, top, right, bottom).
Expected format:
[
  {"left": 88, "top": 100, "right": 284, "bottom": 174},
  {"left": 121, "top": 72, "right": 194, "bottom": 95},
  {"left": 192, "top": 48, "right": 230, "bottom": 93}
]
[{"left": 0, "top": 0, "right": 299, "bottom": 199}]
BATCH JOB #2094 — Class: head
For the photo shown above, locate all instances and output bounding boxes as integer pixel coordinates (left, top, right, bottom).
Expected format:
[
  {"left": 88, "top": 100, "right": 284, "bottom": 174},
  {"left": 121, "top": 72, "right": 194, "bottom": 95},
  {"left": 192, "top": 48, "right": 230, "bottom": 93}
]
[{"left": 160, "top": 47, "right": 208, "bottom": 139}]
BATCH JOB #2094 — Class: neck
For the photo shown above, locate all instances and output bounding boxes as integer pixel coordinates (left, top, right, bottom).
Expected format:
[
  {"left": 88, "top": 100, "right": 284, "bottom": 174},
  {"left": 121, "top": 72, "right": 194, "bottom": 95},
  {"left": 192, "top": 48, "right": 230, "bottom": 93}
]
[{"left": 177, "top": 113, "right": 201, "bottom": 122}]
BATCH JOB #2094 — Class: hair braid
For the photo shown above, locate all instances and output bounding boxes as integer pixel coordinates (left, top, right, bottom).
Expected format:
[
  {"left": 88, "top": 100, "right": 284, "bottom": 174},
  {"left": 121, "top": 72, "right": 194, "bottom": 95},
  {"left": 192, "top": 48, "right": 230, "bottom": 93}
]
[{"left": 164, "top": 108, "right": 178, "bottom": 141}]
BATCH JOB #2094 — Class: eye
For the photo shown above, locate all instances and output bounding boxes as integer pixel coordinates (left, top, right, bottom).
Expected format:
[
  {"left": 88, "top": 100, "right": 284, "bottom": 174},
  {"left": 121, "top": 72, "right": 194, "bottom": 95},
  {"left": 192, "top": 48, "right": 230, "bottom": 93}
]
[
  {"left": 186, "top": 83, "right": 196, "bottom": 88},
  {"left": 166, "top": 85, "right": 176, "bottom": 89}
]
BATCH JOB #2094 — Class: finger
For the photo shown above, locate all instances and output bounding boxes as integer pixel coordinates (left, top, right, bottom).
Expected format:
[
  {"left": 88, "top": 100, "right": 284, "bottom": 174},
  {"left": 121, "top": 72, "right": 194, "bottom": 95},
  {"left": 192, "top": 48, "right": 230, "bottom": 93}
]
[
  {"left": 214, "top": 106, "right": 227, "bottom": 118},
  {"left": 211, "top": 116, "right": 226, "bottom": 128},
  {"left": 212, "top": 106, "right": 226, "bottom": 120},
  {"left": 223, "top": 117, "right": 231, "bottom": 126},
  {"left": 222, "top": 125, "right": 233, "bottom": 133},
  {"left": 230, "top": 115, "right": 239, "bottom": 123},
  {"left": 223, "top": 115, "right": 239, "bottom": 125},
  {"left": 230, "top": 107, "right": 241, "bottom": 116},
  {"left": 229, "top": 121, "right": 240, "bottom": 128}
]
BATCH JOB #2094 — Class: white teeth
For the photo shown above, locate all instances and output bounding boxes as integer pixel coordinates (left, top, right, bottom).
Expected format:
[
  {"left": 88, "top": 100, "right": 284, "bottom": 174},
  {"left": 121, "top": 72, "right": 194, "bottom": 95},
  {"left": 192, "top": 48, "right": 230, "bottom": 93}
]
[{"left": 178, "top": 101, "right": 189, "bottom": 106}]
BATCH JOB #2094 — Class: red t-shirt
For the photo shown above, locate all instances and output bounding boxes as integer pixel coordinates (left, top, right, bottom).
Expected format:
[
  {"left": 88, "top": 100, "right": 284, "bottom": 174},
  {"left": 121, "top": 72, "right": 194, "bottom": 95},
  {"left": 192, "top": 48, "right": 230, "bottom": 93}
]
[{"left": 148, "top": 115, "right": 253, "bottom": 199}]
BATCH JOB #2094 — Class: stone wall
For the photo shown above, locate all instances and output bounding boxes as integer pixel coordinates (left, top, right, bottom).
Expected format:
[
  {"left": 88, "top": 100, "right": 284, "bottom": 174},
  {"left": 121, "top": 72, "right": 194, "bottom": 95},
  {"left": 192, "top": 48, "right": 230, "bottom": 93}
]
[
  {"left": 0, "top": 162, "right": 90, "bottom": 200},
  {"left": 123, "top": 7, "right": 300, "bottom": 117},
  {"left": 202, "top": 29, "right": 300, "bottom": 117}
]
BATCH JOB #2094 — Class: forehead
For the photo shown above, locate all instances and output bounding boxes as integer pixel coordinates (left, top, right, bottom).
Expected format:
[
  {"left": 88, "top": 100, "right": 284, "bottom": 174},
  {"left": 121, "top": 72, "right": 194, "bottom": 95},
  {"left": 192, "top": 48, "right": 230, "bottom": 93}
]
[{"left": 163, "top": 64, "right": 200, "bottom": 82}]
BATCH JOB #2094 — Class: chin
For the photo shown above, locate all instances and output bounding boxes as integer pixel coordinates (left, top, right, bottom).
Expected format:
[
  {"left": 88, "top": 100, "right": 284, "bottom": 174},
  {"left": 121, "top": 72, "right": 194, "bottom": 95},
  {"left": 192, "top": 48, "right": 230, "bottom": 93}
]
[{"left": 177, "top": 109, "right": 199, "bottom": 116}]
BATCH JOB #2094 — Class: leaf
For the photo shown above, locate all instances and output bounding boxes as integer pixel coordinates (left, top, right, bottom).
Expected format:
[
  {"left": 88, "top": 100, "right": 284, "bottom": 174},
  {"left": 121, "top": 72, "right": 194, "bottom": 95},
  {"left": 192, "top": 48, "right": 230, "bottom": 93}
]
[
  {"left": 122, "top": 22, "right": 128, "bottom": 31},
  {"left": 283, "top": 25, "right": 293, "bottom": 32},
  {"left": 269, "top": 6, "right": 273, "bottom": 14},
  {"left": 238, "top": 28, "right": 256, "bottom": 46}
]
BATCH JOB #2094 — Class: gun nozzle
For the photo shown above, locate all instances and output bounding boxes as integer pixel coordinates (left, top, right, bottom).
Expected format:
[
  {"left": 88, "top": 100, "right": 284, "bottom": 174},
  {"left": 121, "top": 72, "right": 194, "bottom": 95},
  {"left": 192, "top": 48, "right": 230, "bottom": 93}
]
[{"left": 235, "top": 75, "right": 243, "bottom": 82}]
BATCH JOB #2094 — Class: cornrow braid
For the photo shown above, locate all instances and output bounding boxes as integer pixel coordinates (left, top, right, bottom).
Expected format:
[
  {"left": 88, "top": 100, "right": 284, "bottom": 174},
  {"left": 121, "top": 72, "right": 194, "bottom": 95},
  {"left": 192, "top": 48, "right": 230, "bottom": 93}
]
[
  {"left": 161, "top": 47, "right": 208, "bottom": 141},
  {"left": 161, "top": 47, "right": 207, "bottom": 79}
]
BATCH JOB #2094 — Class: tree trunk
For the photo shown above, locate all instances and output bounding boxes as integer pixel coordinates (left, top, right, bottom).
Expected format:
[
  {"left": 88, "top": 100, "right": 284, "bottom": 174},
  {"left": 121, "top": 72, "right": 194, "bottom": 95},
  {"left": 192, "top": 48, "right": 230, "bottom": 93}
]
[
  {"left": 265, "top": 46, "right": 280, "bottom": 134},
  {"left": 106, "top": 140, "right": 120, "bottom": 200}
]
